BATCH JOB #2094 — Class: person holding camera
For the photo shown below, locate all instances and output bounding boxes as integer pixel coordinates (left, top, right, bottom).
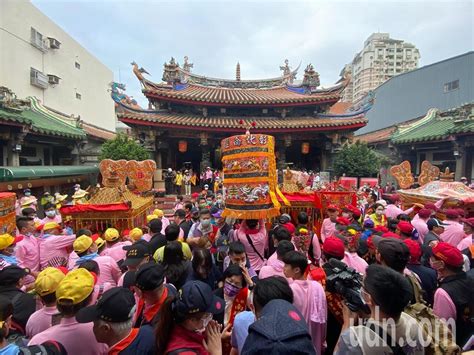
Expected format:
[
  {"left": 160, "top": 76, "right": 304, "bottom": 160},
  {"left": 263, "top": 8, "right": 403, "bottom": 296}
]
[{"left": 335, "top": 264, "right": 425, "bottom": 354}]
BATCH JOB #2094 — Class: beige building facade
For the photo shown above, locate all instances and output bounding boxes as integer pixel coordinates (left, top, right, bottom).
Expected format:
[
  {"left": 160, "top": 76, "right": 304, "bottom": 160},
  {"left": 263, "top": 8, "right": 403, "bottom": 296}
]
[
  {"left": 342, "top": 33, "right": 420, "bottom": 103},
  {"left": 0, "top": 0, "right": 116, "bottom": 131}
]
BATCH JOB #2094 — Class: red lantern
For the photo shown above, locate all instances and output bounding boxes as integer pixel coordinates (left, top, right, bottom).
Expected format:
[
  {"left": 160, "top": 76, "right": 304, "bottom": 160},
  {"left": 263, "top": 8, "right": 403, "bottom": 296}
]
[
  {"left": 301, "top": 142, "right": 310, "bottom": 155},
  {"left": 178, "top": 140, "right": 187, "bottom": 153}
]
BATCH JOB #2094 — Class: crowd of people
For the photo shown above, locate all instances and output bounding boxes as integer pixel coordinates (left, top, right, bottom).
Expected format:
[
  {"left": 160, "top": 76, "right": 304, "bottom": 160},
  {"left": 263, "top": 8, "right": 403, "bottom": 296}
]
[
  {"left": 0, "top": 185, "right": 473, "bottom": 354},
  {"left": 164, "top": 167, "right": 222, "bottom": 196}
]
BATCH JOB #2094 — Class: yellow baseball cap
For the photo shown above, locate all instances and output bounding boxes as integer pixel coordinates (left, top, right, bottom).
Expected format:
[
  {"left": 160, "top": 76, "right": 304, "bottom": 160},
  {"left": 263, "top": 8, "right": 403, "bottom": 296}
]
[
  {"left": 129, "top": 228, "right": 143, "bottom": 242},
  {"left": 153, "top": 209, "right": 164, "bottom": 218},
  {"left": 43, "top": 222, "right": 60, "bottom": 231},
  {"left": 0, "top": 234, "right": 23, "bottom": 250},
  {"left": 56, "top": 268, "right": 94, "bottom": 305},
  {"left": 73, "top": 235, "right": 94, "bottom": 254},
  {"left": 146, "top": 214, "right": 158, "bottom": 223},
  {"left": 35, "top": 267, "right": 66, "bottom": 296},
  {"left": 95, "top": 237, "right": 105, "bottom": 249},
  {"left": 104, "top": 228, "right": 120, "bottom": 242}
]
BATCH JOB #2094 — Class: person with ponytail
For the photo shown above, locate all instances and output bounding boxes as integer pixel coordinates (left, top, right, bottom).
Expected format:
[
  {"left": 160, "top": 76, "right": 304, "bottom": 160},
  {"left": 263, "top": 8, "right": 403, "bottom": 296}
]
[
  {"left": 155, "top": 280, "right": 224, "bottom": 355},
  {"left": 283, "top": 251, "right": 327, "bottom": 354}
]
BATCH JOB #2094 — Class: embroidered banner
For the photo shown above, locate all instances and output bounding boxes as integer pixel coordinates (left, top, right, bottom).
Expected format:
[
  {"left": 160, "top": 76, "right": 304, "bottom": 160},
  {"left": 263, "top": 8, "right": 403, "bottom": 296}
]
[{"left": 221, "top": 133, "right": 289, "bottom": 219}]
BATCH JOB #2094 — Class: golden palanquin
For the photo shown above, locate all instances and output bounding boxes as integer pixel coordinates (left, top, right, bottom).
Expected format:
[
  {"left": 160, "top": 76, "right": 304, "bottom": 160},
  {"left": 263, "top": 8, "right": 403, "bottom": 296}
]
[
  {"left": 61, "top": 188, "right": 153, "bottom": 232},
  {"left": 60, "top": 160, "right": 155, "bottom": 232}
]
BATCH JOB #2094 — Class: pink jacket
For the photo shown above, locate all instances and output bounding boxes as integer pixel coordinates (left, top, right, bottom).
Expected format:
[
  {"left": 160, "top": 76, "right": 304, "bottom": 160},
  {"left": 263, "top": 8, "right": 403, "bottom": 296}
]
[
  {"left": 342, "top": 252, "right": 368, "bottom": 275},
  {"left": 259, "top": 253, "right": 285, "bottom": 279},
  {"left": 290, "top": 279, "right": 327, "bottom": 354},
  {"left": 16, "top": 234, "right": 40, "bottom": 272},
  {"left": 440, "top": 221, "right": 465, "bottom": 247},
  {"left": 320, "top": 218, "right": 336, "bottom": 242},
  {"left": 234, "top": 220, "right": 268, "bottom": 271},
  {"left": 39, "top": 234, "right": 75, "bottom": 270},
  {"left": 101, "top": 241, "right": 132, "bottom": 262}
]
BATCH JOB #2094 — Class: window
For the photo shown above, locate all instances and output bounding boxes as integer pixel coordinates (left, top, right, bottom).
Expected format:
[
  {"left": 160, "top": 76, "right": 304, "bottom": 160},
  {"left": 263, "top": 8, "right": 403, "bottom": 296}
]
[
  {"left": 30, "top": 27, "right": 47, "bottom": 52},
  {"left": 76, "top": 93, "right": 82, "bottom": 100},
  {"left": 444, "top": 80, "right": 459, "bottom": 92},
  {"left": 75, "top": 62, "right": 81, "bottom": 69}
]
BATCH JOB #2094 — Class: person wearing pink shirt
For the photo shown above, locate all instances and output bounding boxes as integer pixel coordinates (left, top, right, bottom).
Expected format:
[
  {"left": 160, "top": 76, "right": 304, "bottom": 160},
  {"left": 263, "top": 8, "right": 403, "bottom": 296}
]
[
  {"left": 320, "top": 205, "right": 338, "bottom": 242},
  {"left": 431, "top": 242, "right": 474, "bottom": 347},
  {"left": 283, "top": 250, "right": 327, "bottom": 354},
  {"left": 154, "top": 209, "right": 171, "bottom": 235},
  {"left": 40, "top": 202, "right": 62, "bottom": 226},
  {"left": 26, "top": 267, "right": 64, "bottom": 338},
  {"left": 38, "top": 222, "right": 75, "bottom": 270},
  {"left": 296, "top": 211, "right": 321, "bottom": 263},
  {"left": 234, "top": 219, "right": 268, "bottom": 273},
  {"left": 100, "top": 228, "right": 131, "bottom": 263},
  {"left": 77, "top": 260, "right": 114, "bottom": 305},
  {"left": 73, "top": 235, "right": 121, "bottom": 286},
  {"left": 440, "top": 209, "right": 466, "bottom": 247},
  {"left": 15, "top": 217, "right": 40, "bottom": 273},
  {"left": 259, "top": 241, "right": 294, "bottom": 279},
  {"left": 411, "top": 208, "right": 431, "bottom": 243},
  {"left": 457, "top": 218, "right": 473, "bottom": 251},
  {"left": 28, "top": 268, "right": 108, "bottom": 354}
]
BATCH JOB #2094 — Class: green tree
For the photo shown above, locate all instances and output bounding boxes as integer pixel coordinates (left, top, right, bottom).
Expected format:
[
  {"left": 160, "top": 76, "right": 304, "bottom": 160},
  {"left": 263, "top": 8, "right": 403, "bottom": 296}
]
[
  {"left": 99, "top": 133, "right": 150, "bottom": 161},
  {"left": 333, "top": 141, "right": 381, "bottom": 177}
]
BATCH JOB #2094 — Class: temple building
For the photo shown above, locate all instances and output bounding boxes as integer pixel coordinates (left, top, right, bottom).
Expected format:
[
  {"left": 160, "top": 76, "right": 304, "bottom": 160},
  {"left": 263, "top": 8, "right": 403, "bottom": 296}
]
[{"left": 113, "top": 58, "right": 370, "bottom": 174}]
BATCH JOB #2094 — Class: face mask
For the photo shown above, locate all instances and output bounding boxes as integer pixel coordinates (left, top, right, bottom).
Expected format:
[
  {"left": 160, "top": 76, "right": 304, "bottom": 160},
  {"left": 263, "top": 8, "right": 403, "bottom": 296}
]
[
  {"left": 429, "top": 259, "right": 444, "bottom": 272},
  {"left": 45, "top": 211, "right": 56, "bottom": 218},
  {"left": 201, "top": 219, "right": 211, "bottom": 228},
  {"left": 217, "top": 199, "right": 223, "bottom": 204},
  {"left": 375, "top": 210, "right": 384, "bottom": 216},
  {"left": 224, "top": 281, "right": 242, "bottom": 297},
  {"left": 206, "top": 201, "right": 212, "bottom": 206},
  {"left": 342, "top": 212, "right": 350, "bottom": 218},
  {"left": 194, "top": 313, "right": 212, "bottom": 333},
  {"left": 25, "top": 192, "right": 31, "bottom": 197},
  {"left": 199, "top": 203, "right": 207, "bottom": 209}
]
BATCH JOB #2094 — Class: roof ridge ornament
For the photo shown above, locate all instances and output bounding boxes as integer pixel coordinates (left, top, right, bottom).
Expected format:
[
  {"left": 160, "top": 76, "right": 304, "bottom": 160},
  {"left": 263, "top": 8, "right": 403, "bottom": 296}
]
[
  {"left": 302, "top": 63, "right": 320, "bottom": 89},
  {"left": 236, "top": 62, "right": 241, "bottom": 81},
  {"left": 162, "top": 57, "right": 181, "bottom": 84},
  {"left": 131, "top": 61, "right": 150, "bottom": 88},
  {"left": 280, "top": 59, "right": 296, "bottom": 84}
]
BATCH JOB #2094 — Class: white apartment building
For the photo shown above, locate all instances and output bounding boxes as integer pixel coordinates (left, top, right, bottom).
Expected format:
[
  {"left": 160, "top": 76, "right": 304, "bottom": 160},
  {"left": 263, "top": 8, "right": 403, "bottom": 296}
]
[
  {"left": 0, "top": 0, "right": 116, "bottom": 131},
  {"left": 342, "top": 33, "right": 420, "bottom": 103}
]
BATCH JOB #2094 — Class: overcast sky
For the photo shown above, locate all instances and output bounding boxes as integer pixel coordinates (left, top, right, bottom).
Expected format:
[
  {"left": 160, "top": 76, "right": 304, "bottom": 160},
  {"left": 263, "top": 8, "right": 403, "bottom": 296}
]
[{"left": 32, "top": 0, "right": 473, "bottom": 107}]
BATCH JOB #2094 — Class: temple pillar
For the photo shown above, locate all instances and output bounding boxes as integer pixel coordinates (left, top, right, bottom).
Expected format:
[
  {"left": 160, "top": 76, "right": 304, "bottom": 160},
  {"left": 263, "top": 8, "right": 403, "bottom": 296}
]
[
  {"left": 276, "top": 142, "right": 287, "bottom": 169},
  {"left": 453, "top": 142, "right": 466, "bottom": 180},
  {"left": 201, "top": 145, "right": 211, "bottom": 172},
  {"left": 7, "top": 138, "right": 20, "bottom": 167}
]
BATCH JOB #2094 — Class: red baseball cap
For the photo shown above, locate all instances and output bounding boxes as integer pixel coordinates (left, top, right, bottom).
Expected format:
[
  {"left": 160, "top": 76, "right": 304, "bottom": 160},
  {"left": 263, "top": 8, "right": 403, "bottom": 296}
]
[
  {"left": 388, "top": 194, "right": 400, "bottom": 202},
  {"left": 322, "top": 236, "right": 345, "bottom": 259},
  {"left": 432, "top": 242, "right": 463, "bottom": 267},
  {"left": 424, "top": 203, "right": 438, "bottom": 212},
  {"left": 327, "top": 204, "right": 339, "bottom": 212},
  {"left": 403, "top": 239, "right": 422, "bottom": 263},
  {"left": 397, "top": 221, "right": 414, "bottom": 235},
  {"left": 281, "top": 222, "right": 296, "bottom": 235},
  {"left": 445, "top": 209, "right": 459, "bottom": 219},
  {"left": 336, "top": 217, "right": 351, "bottom": 226},
  {"left": 374, "top": 225, "right": 389, "bottom": 234},
  {"left": 347, "top": 205, "right": 361, "bottom": 217},
  {"left": 418, "top": 208, "right": 432, "bottom": 219},
  {"left": 381, "top": 231, "right": 401, "bottom": 239},
  {"left": 191, "top": 192, "right": 200, "bottom": 199},
  {"left": 462, "top": 217, "right": 474, "bottom": 228}
]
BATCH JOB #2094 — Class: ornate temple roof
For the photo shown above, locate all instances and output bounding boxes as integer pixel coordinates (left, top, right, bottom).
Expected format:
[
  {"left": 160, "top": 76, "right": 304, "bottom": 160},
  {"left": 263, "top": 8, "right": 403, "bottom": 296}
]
[
  {"left": 392, "top": 105, "right": 474, "bottom": 144},
  {"left": 0, "top": 88, "right": 86, "bottom": 139},
  {"left": 143, "top": 84, "right": 342, "bottom": 107},
  {"left": 117, "top": 110, "right": 367, "bottom": 132},
  {"left": 132, "top": 58, "right": 347, "bottom": 107}
]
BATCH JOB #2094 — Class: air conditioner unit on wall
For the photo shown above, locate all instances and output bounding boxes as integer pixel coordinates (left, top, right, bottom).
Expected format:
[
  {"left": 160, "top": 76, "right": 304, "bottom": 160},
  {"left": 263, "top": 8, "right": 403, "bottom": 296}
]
[
  {"left": 47, "top": 74, "right": 61, "bottom": 85},
  {"left": 48, "top": 37, "right": 61, "bottom": 49},
  {"left": 30, "top": 69, "right": 48, "bottom": 89}
]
